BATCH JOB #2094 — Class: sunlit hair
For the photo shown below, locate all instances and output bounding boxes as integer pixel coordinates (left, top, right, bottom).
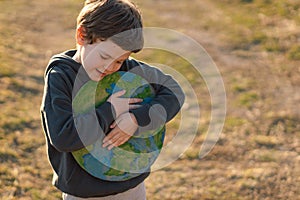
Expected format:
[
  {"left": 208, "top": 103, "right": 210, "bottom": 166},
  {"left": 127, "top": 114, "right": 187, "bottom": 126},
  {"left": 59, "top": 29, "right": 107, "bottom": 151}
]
[{"left": 77, "top": 0, "right": 144, "bottom": 53}]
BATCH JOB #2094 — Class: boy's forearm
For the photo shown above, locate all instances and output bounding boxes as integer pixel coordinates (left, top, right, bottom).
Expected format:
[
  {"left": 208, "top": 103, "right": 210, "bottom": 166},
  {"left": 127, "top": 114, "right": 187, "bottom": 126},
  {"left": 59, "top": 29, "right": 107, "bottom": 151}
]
[
  {"left": 130, "top": 78, "right": 185, "bottom": 130},
  {"left": 126, "top": 63, "right": 185, "bottom": 129},
  {"left": 43, "top": 100, "right": 114, "bottom": 153}
]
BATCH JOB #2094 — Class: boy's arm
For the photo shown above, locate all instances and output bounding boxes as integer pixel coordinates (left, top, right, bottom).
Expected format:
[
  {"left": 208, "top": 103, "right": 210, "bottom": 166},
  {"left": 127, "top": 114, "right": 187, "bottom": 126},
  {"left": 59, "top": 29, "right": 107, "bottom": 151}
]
[
  {"left": 41, "top": 67, "right": 115, "bottom": 152},
  {"left": 128, "top": 62, "right": 185, "bottom": 131},
  {"left": 102, "top": 64, "right": 185, "bottom": 149}
]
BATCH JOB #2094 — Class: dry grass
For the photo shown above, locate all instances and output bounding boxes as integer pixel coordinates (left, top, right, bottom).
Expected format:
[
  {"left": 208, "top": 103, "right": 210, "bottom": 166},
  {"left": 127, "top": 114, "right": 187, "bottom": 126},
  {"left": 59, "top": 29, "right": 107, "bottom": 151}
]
[{"left": 0, "top": 0, "right": 299, "bottom": 199}]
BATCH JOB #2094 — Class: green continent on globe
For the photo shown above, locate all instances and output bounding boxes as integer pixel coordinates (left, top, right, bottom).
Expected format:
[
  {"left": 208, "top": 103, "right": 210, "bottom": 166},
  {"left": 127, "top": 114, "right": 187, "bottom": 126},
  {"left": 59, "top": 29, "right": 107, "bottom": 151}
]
[{"left": 72, "top": 71, "right": 165, "bottom": 181}]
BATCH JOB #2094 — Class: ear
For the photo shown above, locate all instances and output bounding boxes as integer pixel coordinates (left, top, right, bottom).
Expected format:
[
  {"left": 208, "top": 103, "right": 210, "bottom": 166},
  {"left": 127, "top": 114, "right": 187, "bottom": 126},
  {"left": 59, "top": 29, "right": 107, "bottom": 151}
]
[{"left": 75, "top": 26, "right": 87, "bottom": 46}]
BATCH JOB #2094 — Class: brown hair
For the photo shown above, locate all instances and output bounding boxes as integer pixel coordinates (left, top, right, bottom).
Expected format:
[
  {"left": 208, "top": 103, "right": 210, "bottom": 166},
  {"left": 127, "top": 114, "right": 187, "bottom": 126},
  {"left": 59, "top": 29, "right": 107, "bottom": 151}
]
[{"left": 77, "top": 0, "right": 143, "bottom": 53}]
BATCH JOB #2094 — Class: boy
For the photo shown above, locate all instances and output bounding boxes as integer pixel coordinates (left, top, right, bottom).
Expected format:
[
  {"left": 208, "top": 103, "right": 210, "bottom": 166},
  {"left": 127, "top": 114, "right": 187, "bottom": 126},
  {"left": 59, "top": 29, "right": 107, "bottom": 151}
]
[{"left": 40, "top": 0, "right": 184, "bottom": 199}]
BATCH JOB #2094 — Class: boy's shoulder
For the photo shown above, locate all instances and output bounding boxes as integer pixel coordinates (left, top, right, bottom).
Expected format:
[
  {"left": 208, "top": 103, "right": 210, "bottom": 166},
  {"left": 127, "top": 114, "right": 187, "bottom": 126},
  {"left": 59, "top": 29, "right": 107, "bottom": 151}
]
[
  {"left": 122, "top": 57, "right": 171, "bottom": 84},
  {"left": 122, "top": 57, "right": 161, "bottom": 72},
  {"left": 45, "top": 50, "right": 81, "bottom": 77}
]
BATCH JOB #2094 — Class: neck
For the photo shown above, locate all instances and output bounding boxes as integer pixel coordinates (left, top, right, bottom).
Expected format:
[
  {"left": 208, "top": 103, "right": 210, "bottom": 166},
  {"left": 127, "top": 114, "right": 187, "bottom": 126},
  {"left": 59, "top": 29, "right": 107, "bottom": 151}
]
[{"left": 72, "top": 47, "right": 81, "bottom": 63}]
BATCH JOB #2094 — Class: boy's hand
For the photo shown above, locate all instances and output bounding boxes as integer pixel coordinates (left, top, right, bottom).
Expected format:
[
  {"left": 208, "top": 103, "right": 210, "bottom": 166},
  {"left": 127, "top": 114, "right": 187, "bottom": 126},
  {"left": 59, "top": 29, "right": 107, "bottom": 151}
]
[
  {"left": 107, "top": 90, "right": 142, "bottom": 118},
  {"left": 102, "top": 112, "right": 138, "bottom": 150}
]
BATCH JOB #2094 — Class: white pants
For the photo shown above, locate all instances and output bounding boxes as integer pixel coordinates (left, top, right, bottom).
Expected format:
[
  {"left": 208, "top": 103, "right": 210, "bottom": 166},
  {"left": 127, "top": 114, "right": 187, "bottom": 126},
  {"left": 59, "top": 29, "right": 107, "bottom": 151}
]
[{"left": 62, "top": 182, "right": 146, "bottom": 200}]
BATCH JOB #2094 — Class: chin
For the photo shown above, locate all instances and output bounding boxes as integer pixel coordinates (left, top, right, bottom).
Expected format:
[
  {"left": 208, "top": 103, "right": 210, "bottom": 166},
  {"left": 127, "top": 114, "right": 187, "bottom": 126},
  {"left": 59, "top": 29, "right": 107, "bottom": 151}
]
[
  {"left": 88, "top": 75, "right": 101, "bottom": 82},
  {"left": 93, "top": 77, "right": 102, "bottom": 82}
]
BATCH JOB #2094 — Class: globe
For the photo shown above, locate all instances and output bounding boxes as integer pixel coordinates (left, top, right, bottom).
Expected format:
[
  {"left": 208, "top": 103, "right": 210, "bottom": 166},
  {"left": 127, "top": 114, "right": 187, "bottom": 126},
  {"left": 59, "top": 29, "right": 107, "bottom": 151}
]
[{"left": 72, "top": 71, "right": 165, "bottom": 181}]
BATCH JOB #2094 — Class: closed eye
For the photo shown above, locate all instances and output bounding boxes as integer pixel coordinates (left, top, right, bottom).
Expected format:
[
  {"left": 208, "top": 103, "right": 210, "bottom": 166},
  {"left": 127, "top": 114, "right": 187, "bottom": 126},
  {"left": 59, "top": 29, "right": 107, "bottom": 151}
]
[{"left": 100, "top": 54, "right": 110, "bottom": 60}]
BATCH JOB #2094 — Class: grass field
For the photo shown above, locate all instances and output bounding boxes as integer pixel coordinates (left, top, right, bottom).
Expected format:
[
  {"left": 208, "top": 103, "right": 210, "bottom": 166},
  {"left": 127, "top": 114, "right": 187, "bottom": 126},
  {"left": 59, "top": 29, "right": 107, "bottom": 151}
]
[{"left": 0, "top": 0, "right": 299, "bottom": 199}]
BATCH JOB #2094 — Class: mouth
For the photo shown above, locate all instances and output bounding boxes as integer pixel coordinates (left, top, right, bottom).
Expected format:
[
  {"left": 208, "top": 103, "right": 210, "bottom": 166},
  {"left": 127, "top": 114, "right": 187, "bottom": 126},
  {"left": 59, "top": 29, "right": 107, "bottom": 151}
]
[{"left": 96, "top": 69, "right": 106, "bottom": 77}]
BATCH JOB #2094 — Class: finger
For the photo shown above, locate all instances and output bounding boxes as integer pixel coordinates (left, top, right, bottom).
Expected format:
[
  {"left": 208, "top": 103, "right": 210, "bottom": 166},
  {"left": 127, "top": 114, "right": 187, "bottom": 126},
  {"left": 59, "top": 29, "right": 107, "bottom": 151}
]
[
  {"left": 129, "top": 104, "right": 142, "bottom": 110},
  {"left": 128, "top": 98, "right": 143, "bottom": 104},
  {"left": 106, "top": 137, "right": 123, "bottom": 150},
  {"left": 107, "top": 135, "right": 130, "bottom": 150},
  {"left": 103, "top": 135, "right": 116, "bottom": 147},
  {"left": 118, "top": 136, "right": 130, "bottom": 146},
  {"left": 103, "top": 129, "right": 119, "bottom": 144},
  {"left": 107, "top": 132, "right": 123, "bottom": 145},
  {"left": 112, "top": 90, "right": 126, "bottom": 97},
  {"left": 110, "top": 115, "right": 125, "bottom": 129},
  {"left": 103, "top": 126, "right": 129, "bottom": 148},
  {"left": 108, "top": 144, "right": 115, "bottom": 150},
  {"left": 110, "top": 121, "right": 117, "bottom": 129},
  {"left": 102, "top": 139, "right": 112, "bottom": 148},
  {"left": 103, "top": 136, "right": 123, "bottom": 148},
  {"left": 103, "top": 134, "right": 115, "bottom": 147}
]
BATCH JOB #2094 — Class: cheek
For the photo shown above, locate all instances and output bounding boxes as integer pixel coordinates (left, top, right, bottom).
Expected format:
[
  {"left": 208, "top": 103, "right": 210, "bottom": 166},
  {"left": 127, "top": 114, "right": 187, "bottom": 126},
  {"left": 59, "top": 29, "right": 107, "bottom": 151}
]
[
  {"left": 105, "top": 63, "right": 122, "bottom": 73},
  {"left": 82, "top": 52, "right": 101, "bottom": 70}
]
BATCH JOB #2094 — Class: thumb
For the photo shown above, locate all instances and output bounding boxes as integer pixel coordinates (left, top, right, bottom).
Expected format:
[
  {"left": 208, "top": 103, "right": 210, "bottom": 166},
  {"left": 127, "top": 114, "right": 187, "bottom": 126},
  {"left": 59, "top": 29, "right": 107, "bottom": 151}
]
[
  {"left": 113, "top": 90, "right": 126, "bottom": 97},
  {"left": 110, "top": 121, "right": 117, "bottom": 129}
]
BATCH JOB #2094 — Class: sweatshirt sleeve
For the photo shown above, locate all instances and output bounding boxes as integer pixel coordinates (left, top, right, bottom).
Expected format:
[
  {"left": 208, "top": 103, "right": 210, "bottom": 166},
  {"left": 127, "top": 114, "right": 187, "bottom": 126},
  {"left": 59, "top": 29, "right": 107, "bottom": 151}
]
[
  {"left": 41, "top": 67, "right": 115, "bottom": 152},
  {"left": 129, "top": 63, "right": 185, "bottom": 130}
]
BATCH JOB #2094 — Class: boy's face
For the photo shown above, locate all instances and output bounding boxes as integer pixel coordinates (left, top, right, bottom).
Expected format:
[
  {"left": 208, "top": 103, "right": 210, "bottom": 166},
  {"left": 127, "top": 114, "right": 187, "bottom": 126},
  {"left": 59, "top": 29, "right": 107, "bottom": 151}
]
[{"left": 79, "top": 39, "right": 131, "bottom": 81}]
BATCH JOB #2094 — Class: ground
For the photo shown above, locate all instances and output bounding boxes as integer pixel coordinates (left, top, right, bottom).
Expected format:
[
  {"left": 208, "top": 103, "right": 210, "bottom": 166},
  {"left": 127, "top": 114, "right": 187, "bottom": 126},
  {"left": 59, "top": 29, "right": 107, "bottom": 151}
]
[{"left": 0, "top": 0, "right": 299, "bottom": 199}]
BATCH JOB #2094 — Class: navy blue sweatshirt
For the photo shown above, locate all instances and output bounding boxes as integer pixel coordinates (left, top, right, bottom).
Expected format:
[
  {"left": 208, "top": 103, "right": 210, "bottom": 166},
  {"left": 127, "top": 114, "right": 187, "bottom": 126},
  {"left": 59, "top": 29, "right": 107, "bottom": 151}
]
[{"left": 40, "top": 50, "right": 184, "bottom": 197}]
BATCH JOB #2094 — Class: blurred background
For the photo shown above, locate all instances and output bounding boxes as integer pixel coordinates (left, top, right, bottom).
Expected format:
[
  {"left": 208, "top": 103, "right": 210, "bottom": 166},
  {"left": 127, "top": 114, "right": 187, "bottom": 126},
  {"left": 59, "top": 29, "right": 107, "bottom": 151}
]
[{"left": 0, "top": 0, "right": 299, "bottom": 199}]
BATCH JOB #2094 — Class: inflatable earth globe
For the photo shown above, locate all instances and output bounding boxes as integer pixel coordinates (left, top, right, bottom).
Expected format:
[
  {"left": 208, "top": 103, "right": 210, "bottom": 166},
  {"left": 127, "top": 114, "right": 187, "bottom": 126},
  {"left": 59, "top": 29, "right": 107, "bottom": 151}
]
[{"left": 72, "top": 71, "right": 165, "bottom": 181}]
